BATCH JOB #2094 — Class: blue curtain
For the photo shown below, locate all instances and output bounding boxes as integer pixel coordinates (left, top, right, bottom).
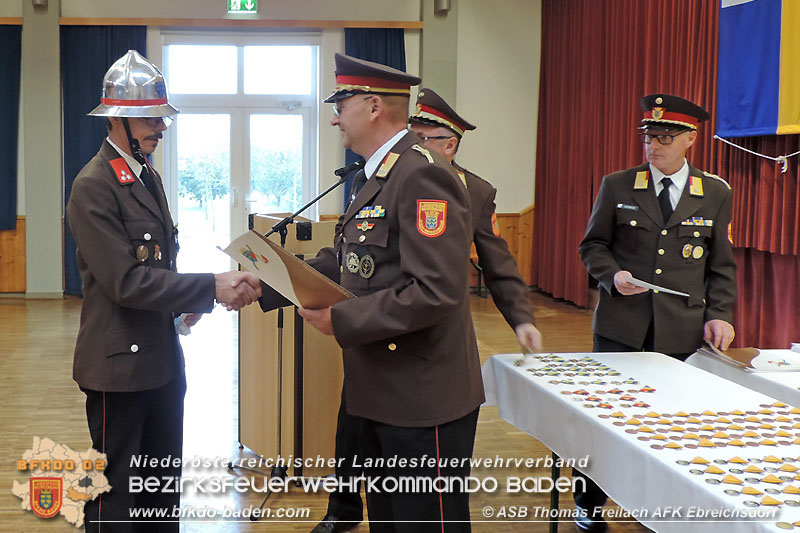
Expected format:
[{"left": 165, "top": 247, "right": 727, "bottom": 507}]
[
  {"left": 61, "top": 26, "right": 146, "bottom": 295},
  {"left": 0, "top": 26, "right": 22, "bottom": 231},
  {"left": 341, "top": 29, "right": 406, "bottom": 210}
]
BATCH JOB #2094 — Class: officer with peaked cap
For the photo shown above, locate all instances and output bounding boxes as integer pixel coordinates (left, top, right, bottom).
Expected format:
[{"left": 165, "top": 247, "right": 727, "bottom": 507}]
[
  {"left": 409, "top": 87, "right": 542, "bottom": 352},
  {"left": 575, "top": 94, "right": 736, "bottom": 531},
  {"left": 67, "top": 50, "right": 261, "bottom": 531},
  {"left": 258, "top": 53, "right": 482, "bottom": 532}
]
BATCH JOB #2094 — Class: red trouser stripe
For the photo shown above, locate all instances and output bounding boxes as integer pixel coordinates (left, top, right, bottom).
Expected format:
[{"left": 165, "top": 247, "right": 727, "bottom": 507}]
[
  {"left": 98, "top": 392, "right": 106, "bottom": 532},
  {"left": 435, "top": 426, "right": 444, "bottom": 533}
]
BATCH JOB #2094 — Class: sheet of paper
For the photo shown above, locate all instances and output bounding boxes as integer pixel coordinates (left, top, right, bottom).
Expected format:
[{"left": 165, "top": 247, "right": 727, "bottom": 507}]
[
  {"left": 629, "top": 276, "right": 690, "bottom": 297},
  {"left": 221, "top": 230, "right": 353, "bottom": 309}
]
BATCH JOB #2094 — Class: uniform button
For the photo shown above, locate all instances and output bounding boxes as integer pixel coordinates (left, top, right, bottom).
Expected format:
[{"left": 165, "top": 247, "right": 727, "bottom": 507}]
[
  {"left": 658, "top": 249, "right": 665, "bottom": 255},
  {"left": 130, "top": 344, "right": 139, "bottom": 353},
  {"left": 661, "top": 229, "right": 668, "bottom": 236},
  {"left": 693, "top": 231, "right": 700, "bottom": 238},
  {"left": 144, "top": 233, "right": 152, "bottom": 241},
  {"left": 655, "top": 268, "right": 662, "bottom": 275},
  {"left": 653, "top": 289, "right": 660, "bottom": 294},
  {"left": 388, "top": 343, "right": 397, "bottom": 351},
  {"left": 340, "top": 266, "right": 343, "bottom": 273},
  {"left": 359, "top": 235, "right": 366, "bottom": 243},
  {"left": 630, "top": 220, "right": 637, "bottom": 227},
  {"left": 342, "top": 237, "right": 346, "bottom": 243}
]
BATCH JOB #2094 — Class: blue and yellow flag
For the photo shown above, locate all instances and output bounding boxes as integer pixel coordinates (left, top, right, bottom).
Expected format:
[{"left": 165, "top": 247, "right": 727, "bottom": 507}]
[{"left": 717, "top": 0, "right": 800, "bottom": 137}]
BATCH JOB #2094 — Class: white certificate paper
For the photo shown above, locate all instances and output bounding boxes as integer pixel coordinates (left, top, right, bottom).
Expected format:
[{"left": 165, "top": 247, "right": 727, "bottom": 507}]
[{"left": 629, "top": 277, "right": 690, "bottom": 298}]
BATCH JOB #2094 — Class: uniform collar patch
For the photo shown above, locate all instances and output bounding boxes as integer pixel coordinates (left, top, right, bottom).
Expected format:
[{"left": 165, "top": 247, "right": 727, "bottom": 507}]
[{"left": 110, "top": 158, "right": 136, "bottom": 185}]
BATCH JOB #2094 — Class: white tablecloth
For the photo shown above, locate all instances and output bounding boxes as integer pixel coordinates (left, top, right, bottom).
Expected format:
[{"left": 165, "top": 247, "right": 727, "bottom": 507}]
[
  {"left": 483, "top": 352, "right": 800, "bottom": 533},
  {"left": 686, "top": 350, "right": 800, "bottom": 408}
]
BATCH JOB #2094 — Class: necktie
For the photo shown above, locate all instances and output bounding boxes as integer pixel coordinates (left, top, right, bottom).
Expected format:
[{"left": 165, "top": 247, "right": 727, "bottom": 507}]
[
  {"left": 658, "top": 177, "right": 673, "bottom": 223},
  {"left": 139, "top": 164, "right": 159, "bottom": 201},
  {"left": 347, "top": 169, "right": 367, "bottom": 210}
]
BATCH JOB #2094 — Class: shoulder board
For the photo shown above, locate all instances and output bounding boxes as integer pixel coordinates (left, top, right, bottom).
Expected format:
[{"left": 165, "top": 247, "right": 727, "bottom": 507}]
[
  {"left": 375, "top": 152, "right": 400, "bottom": 178},
  {"left": 109, "top": 158, "right": 136, "bottom": 186},
  {"left": 411, "top": 144, "right": 435, "bottom": 164},
  {"left": 703, "top": 171, "right": 731, "bottom": 190}
]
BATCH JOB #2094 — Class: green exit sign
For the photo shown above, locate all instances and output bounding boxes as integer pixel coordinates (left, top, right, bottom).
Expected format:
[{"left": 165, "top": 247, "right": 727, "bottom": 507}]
[{"left": 228, "top": 0, "right": 257, "bottom": 13}]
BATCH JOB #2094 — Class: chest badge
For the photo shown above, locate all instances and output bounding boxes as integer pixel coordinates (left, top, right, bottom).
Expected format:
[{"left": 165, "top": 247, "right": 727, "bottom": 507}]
[
  {"left": 682, "top": 244, "right": 693, "bottom": 259},
  {"left": 357, "top": 221, "right": 375, "bottom": 231},
  {"left": 692, "top": 246, "right": 704, "bottom": 259},
  {"left": 346, "top": 252, "right": 360, "bottom": 274},
  {"left": 359, "top": 255, "right": 376, "bottom": 279},
  {"left": 136, "top": 245, "right": 149, "bottom": 262},
  {"left": 154, "top": 244, "right": 162, "bottom": 261}
]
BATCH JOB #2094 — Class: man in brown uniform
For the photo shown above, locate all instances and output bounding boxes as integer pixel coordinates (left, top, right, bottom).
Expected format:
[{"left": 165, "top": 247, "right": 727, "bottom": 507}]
[
  {"left": 66, "top": 50, "right": 260, "bottom": 532},
  {"left": 313, "top": 88, "right": 543, "bottom": 533},
  {"left": 574, "top": 94, "right": 737, "bottom": 531},
  {"left": 408, "top": 88, "right": 542, "bottom": 352},
  {"left": 261, "top": 53, "right": 483, "bottom": 532}
]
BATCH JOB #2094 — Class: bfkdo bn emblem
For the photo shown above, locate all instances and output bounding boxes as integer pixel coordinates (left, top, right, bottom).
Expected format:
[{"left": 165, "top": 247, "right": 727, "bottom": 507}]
[
  {"left": 30, "top": 477, "right": 62, "bottom": 519},
  {"left": 417, "top": 200, "right": 447, "bottom": 238}
]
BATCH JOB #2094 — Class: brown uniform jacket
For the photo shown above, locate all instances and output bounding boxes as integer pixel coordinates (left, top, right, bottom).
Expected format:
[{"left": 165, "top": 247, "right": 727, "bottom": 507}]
[
  {"left": 261, "top": 132, "right": 484, "bottom": 427},
  {"left": 454, "top": 162, "right": 535, "bottom": 329},
  {"left": 579, "top": 162, "right": 736, "bottom": 354},
  {"left": 66, "top": 141, "right": 216, "bottom": 392}
]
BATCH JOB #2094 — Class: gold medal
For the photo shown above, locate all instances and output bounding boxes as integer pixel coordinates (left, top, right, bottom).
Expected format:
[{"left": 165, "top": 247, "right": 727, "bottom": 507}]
[
  {"left": 693, "top": 246, "right": 704, "bottom": 259},
  {"left": 682, "top": 244, "right": 693, "bottom": 259},
  {"left": 136, "top": 244, "right": 149, "bottom": 262}
]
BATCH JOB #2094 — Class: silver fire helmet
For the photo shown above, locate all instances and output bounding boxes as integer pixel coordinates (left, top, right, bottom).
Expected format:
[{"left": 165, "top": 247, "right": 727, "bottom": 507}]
[{"left": 88, "top": 50, "right": 179, "bottom": 118}]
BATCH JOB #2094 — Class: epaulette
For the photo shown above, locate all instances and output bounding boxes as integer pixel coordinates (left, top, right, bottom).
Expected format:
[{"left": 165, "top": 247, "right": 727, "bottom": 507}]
[
  {"left": 703, "top": 171, "right": 731, "bottom": 190},
  {"left": 411, "top": 144, "right": 435, "bottom": 164}
]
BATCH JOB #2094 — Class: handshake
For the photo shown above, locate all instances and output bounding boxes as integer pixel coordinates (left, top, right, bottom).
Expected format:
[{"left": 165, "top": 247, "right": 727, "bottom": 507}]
[{"left": 213, "top": 271, "right": 262, "bottom": 311}]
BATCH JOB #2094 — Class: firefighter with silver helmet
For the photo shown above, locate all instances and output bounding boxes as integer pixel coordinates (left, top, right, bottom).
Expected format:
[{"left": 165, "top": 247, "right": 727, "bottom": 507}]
[{"left": 66, "top": 50, "right": 261, "bottom": 532}]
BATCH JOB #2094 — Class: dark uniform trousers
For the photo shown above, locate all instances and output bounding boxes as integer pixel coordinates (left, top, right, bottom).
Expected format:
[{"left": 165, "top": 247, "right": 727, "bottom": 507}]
[
  {"left": 82, "top": 376, "right": 186, "bottom": 533},
  {"left": 361, "top": 408, "right": 480, "bottom": 533},
  {"left": 327, "top": 386, "right": 365, "bottom": 522}
]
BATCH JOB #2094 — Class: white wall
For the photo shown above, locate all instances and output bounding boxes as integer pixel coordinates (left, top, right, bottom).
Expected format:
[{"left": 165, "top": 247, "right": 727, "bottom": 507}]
[
  {"left": 0, "top": 1, "right": 22, "bottom": 16},
  {"left": 62, "top": 0, "right": 420, "bottom": 21},
  {"left": 455, "top": 0, "right": 541, "bottom": 213}
]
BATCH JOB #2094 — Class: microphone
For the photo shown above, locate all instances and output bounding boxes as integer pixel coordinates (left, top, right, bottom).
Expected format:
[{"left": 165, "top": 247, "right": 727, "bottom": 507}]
[
  {"left": 334, "top": 159, "right": 365, "bottom": 177},
  {"left": 265, "top": 160, "right": 365, "bottom": 239}
]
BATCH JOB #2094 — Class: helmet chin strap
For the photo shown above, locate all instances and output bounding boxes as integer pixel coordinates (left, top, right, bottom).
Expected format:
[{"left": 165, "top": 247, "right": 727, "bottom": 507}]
[{"left": 121, "top": 117, "right": 148, "bottom": 166}]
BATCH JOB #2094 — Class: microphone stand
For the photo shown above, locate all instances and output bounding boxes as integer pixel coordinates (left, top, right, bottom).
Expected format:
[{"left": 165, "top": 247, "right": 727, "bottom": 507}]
[{"left": 229, "top": 160, "right": 363, "bottom": 518}]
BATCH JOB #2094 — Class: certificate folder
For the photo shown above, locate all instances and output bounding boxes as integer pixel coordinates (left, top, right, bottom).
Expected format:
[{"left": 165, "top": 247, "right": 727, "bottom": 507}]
[
  {"left": 697, "top": 342, "right": 800, "bottom": 372},
  {"left": 222, "top": 230, "right": 353, "bottom": 309}
]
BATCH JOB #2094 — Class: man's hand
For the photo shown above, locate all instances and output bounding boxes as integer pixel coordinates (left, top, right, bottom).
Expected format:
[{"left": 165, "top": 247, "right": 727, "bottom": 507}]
[
  {"left": 514, "top": 322, "right": 543, "bottom": 353},
  {"left": 214, "top": 271, "right": 262, "bottom": 311},
  {"left": 704, "top": 319, "right": 735, "bottom": 351},
  {"left": 298, "top": 307, "right": 334, "bottom": 336},
  {"left": 184, "top": 313, "right": 203, "bottom": 328},
  {"left": 613, "top": 270, "right": 649, "bottom": 295}
]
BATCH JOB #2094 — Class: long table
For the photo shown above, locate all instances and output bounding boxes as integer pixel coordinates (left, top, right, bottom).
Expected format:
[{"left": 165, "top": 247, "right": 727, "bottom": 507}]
[
  {"left": 483, "top": 352, "right": 800, "bottom": 532},
  {"left": 686, "top": 350, "right": 800, "bottom": 408}
]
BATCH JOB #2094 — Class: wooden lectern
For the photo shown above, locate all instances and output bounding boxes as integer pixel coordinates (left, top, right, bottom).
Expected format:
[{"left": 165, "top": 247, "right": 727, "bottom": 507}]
[{"left": 238, "top": 214, "right": 343, "bottom": 477}]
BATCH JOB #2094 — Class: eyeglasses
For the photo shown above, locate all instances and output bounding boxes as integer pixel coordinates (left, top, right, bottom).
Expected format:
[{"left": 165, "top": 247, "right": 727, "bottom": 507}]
[
  {"left": 140, "top": 116, "right": 173, "bottom": 128},
  {"left": 640, "top": 131, "right": 686, "bottom": 145},
  {"left": 333, "top": 96, "right": 374, "bottom": 116},
  {"left": 418, "top": 135, "right": 454, "bottom": 142}
]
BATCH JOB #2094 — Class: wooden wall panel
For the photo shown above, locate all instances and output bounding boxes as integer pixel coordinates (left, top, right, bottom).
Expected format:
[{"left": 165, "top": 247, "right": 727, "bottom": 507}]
[{"left": 0, "top": 216, "right": 25, "bottom": 293}]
